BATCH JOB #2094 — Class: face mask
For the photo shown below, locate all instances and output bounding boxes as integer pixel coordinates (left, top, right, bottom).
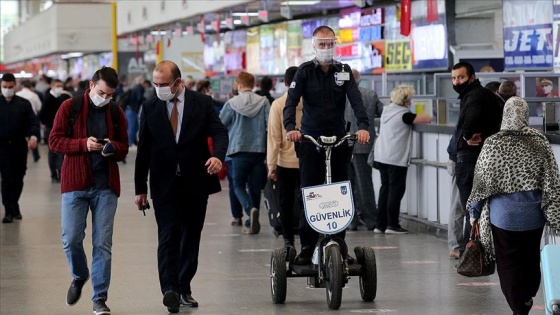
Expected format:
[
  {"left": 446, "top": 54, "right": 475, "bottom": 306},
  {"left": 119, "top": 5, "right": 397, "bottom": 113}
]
[
  {"left": 91, "top": 93, "right": 111, "bottom": 107},
  {"left": 156, "top": 79, "right": 178, "bottom": 101},
  {"left": 543, "top": 85, "right": 552, "bottom": 94},
  {"left": 51, "top": 87, "right": 63, "bottom": 97},
  {"left": 452, "top": 80, "right": 470, "bottom": 94},
  {"left": 1, "top": 87, "right": 14, "bottom": 98},
  {"left": 316, "top": 48, "right": 334, "bottom": 63}
]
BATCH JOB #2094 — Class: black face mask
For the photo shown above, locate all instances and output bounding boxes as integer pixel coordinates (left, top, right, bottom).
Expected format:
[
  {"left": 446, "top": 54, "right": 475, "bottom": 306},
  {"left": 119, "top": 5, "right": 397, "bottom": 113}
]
[{"left": 452, "top": 80, "right": 471, "bottom": 94}]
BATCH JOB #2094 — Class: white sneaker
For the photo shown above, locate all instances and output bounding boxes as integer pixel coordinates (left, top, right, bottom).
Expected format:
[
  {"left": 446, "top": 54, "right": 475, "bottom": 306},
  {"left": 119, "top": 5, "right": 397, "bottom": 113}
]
[
  {"left": 385, "top": 227, "right": 408, "bottom": 234},
  {"left": 373, "top": 228, "right": 385, "bottom": 234}
]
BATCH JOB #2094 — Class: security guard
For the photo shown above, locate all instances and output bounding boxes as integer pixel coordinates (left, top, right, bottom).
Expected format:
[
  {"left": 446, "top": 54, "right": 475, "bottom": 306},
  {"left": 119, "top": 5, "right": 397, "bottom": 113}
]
[{"left": 284, "top": 25, "right": 370, "bottom": 265}]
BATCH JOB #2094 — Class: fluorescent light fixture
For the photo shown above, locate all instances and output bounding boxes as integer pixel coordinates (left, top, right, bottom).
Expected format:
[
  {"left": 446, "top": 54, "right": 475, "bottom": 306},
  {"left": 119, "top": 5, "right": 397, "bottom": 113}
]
[
  {"left": 60, "top": 52, "right": 84, "bottom": 59},
  {"left": 233, "top": 20, "right": 242, "bottom": 25},
  {"left": 231, "top": 12, "right": 258, "bottom": 16},
  {"left": 280, "top": 1, "right": 320, "bottom": 5},
  {"left": 150, "top": 31, "right": 167, "bottom": 35}
]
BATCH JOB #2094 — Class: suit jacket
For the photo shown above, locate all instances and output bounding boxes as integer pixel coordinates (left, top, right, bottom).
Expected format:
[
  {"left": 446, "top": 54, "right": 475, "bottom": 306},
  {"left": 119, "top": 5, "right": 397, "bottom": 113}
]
[
  {"left": 344, "top": 87, "right": 384, "bottom": 154},
  {"left": 134, "top": 89, "right": 228, "bottom": 201}
]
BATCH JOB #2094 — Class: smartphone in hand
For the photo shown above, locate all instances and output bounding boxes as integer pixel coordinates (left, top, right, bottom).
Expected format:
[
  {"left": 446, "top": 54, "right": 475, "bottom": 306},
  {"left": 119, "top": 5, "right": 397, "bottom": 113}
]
[{"left": 96, "top": 139, "right": 108, "bottom": 145}]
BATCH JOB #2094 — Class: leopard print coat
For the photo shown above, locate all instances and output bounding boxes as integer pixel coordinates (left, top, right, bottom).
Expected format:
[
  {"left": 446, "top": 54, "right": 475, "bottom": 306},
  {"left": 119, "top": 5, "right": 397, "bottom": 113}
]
[{"left": 467, "top": 97, "right": 560, "bottom": 264}]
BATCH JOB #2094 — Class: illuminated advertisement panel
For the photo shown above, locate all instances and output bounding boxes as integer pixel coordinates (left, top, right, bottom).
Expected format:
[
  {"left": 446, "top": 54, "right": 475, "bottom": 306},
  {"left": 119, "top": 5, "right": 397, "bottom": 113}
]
[
  {"left": 224, "top": 30, "right": 246, "bottom": 75},
  {"left": 246, "top": 27, "right": 260, "bottom": 75},
  {"left": 287, "top": 20, "right": 303, "bottom": 67}
]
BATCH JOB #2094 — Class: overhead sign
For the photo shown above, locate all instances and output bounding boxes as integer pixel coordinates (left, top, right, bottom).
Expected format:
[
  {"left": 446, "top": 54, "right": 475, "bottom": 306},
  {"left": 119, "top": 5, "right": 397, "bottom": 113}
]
[
  {"left": 385, "top": 40, "right": 412, "bottom": 71},
  {"left": 503, "top": 0, "right": 554, "bottom": 70},
  {"left": 258, "top": 10, "right": 269, "bottom": 23},
  {"left": 504, "top": 24, "right": 553, "bottom": 69}
]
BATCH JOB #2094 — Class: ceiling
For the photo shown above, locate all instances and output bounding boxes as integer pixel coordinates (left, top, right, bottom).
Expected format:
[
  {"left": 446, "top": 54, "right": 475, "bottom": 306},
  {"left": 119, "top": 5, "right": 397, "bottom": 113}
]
[{"left": 148, "top": 0, "right": 400, "bottom": 35}]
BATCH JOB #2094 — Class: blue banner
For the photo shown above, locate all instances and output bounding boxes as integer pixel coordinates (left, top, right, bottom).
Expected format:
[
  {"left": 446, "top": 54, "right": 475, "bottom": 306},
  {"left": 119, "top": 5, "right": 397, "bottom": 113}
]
[{"left": 504, "top": 24, "right": 554, "bottom": 69}]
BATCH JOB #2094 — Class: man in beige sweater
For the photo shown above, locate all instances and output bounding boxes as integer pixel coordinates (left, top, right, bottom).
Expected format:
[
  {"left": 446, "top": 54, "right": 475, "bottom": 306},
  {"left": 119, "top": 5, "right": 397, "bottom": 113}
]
[{"left": 267, "top": 66, "right": 303, "bottom": 250}]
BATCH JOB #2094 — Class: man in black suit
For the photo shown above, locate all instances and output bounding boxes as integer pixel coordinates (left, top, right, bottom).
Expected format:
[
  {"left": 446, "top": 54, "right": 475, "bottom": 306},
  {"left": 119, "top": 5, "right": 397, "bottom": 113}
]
[
  {"left": 0, "top": 73, "right": 40, "bottom": 223},
  {"left": 134, "top": 60, "right": 228, "bottom": 313}
]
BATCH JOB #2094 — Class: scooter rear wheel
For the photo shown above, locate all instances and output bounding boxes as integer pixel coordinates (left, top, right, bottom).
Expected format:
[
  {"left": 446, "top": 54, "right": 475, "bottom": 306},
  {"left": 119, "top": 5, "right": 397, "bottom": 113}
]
[{"left": 359, "top": 246, "right": 377, "bottom": 302}]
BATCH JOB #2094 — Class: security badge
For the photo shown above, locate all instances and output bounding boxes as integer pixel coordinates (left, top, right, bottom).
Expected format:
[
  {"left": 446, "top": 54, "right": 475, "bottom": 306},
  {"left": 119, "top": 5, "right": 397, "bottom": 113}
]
[{"left": 334, "top": 65, "right": 349, "bottom": 86}]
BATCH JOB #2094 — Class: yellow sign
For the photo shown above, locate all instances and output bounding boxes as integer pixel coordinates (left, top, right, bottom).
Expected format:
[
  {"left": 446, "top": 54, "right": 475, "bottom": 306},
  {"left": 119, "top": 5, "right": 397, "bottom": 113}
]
[
  {"left": 385, "top": 40, "right": 412, "bottom": 71},
  {"left": 339, "top": 29, "right": 355, "bottom": 43}
]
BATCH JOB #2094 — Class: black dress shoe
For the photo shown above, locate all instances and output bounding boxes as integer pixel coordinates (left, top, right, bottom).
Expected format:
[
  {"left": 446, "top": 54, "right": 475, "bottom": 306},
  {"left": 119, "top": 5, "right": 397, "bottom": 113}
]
[
  {"left": 180, "top": 293, "right": 199, "bottom": 307},
  {"left": 294, "top": 246, "right": 313, "bottom": 265},
  {"left": 14, "top": 214, "right": 22, "bottom": 220},
  {"left": 163, "top": 290, "right": 179, "bottom": 313},
  {"left": 2, "top": 215, "right": 13, "bottom": 223}
]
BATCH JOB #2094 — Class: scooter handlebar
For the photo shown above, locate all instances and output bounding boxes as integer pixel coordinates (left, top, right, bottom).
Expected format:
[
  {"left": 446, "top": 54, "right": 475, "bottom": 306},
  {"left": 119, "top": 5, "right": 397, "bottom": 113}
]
[{"left": 301, "top": 134, "right": 357, "bottom": 149}]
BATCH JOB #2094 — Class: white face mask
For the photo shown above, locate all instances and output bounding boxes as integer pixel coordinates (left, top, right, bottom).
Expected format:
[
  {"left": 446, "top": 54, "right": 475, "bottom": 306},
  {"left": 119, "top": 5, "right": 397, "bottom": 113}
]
[
  {"left": 316, "top": 48, "right": 335, "bottom": 63},
  {"left": 51, "top": 87, "right": 63, "bottom": 97},
  {"left": 155, "top": 79, "right": 179, "bottom": 101},
  {"left": 543, "top": 85, "right": 553, "bottom": 94},
  {"left": 91, "top": 93, "right": 111, "bottom": 107},
  {"left": 1, "top": 87, "right": 15, "bottom": 98}
]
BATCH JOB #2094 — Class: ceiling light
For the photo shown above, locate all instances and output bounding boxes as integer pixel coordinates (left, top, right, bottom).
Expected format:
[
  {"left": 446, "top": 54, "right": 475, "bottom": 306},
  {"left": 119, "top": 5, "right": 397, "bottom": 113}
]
[
  {"left": 233, "top": 20, "right": 242, "bottom": 25},
  {"left": 60, "top": 52, "right": 84, "bottom": 59},
  {"left": 231, "top": 12, "right": 258, "bottom": 16},
  {"left": 280, "top": 1, "right": 320, "bottom": 5}
]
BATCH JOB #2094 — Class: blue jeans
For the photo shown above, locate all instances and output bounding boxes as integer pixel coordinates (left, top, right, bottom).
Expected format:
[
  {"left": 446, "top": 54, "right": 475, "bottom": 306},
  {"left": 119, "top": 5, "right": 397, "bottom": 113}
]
[
  {"left": 125, "top": 108, "right": 138, "bottom": 146},
  {"left": 226, "top": 159, "right": 243, "bottom": 219},
  {"left": 61, "top": 188, "right": 118, "bottom": 302},
  {"left": 230, "top": 152, "right": 266, "bottom": 226}
]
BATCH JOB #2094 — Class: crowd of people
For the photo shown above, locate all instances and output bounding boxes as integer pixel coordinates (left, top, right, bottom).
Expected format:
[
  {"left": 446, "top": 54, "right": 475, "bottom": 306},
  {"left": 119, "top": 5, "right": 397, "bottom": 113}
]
[{"left": 1, "top": 24, "right": 559, "bottom": 315}]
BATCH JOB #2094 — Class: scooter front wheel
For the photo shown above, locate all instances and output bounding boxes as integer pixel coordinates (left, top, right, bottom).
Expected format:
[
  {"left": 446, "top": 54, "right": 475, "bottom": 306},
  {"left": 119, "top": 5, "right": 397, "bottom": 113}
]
[
  {"left": 325, "top": 245, "right": 343, "bottom": 310},
  {"left": 270, "top": 248, "right": 287, "bottom": 304}
]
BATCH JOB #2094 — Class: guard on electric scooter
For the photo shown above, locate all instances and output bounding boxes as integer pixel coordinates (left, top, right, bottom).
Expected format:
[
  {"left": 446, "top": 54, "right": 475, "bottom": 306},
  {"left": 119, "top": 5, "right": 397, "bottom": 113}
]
[
  {"left": 270, "top": 133, "right": 377, "bottom": 310},
  {"left": 283, "top": 25, "right": 370, "bottom": 266}
]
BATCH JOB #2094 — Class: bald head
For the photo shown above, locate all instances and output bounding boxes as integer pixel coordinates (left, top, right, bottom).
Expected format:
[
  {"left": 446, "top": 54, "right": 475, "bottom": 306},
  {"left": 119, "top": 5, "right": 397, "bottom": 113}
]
[
  {"left": 352, "top": 69, "right": 361, "bottom": 84},
  {"left": 154, "top": 60, "right": 181, "bottom": 81}
]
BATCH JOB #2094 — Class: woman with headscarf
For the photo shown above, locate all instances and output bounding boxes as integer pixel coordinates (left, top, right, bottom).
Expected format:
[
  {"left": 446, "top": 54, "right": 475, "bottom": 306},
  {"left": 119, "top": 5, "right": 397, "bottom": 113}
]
[{"left": 467, "top": 96, "right": 560, "bottom": 315}]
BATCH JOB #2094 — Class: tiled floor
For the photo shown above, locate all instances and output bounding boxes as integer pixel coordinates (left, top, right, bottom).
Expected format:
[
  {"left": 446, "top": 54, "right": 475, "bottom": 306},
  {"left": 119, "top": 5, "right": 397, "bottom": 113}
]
[{"left": 0, "top": 145, "right": 546, "bottom": 314}]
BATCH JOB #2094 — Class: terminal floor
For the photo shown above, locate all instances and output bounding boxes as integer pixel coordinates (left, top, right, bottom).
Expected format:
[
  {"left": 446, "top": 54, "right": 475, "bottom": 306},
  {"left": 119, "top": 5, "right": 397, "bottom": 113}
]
[{"left": 0, "top": 145, "right": 547, "bottom": 315}]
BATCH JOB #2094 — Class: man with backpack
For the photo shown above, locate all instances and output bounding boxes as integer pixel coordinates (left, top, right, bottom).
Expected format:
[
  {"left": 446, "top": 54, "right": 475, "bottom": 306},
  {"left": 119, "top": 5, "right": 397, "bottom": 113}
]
[{"left": 49, "top": 66, "right": 128, "bottom": 315}]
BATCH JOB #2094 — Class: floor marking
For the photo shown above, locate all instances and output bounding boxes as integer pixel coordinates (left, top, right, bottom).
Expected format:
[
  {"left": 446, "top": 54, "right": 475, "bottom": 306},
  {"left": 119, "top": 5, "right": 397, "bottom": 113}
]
[
  {"left": 209, "top": 233, "right": 241, "bottom": 237},
  {"left": 457, "top": 282, "right": 499, "bottom": 286},
  {"left": 238, "top": 249, "right": 273, "bottom": 252},
  {"left": 371, "top": 246, "right": 398, "bottom": 250},
  {"left": 349, "top": 309, "right": 397, "bottom": 313}
]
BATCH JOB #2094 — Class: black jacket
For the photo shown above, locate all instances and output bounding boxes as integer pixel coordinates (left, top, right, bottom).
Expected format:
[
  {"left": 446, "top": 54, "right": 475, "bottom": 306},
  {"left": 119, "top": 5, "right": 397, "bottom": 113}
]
[
  {"left": 455, "top": 79, "right": 504, "bottom": 156},
  {"left": 284, "top": 59, "right": 368, "bottom": 135},
  {"left": 39, "top": 91, "right": 71, "bottom": 128},
  {"left": 0, "top": 95, "right": 40, "bottom": 147}
]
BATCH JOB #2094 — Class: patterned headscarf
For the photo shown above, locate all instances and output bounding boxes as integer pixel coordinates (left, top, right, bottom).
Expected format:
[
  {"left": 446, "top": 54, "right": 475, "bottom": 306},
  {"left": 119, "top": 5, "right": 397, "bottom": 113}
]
[{"left": 500, "top": 96, "right": 529, "bottom": 131}]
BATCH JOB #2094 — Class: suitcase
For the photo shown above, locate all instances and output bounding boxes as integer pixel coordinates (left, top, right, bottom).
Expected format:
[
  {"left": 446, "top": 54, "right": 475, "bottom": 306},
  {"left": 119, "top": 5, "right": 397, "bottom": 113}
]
[
  {"left": 264, "top": 179, "right": 282, "bottom": 235},
  {"left": 263, "top": 179, "right": 301, "bottom": 237},
  {"left": 541, "top": 237, "right": 560, "bottom": 315}
]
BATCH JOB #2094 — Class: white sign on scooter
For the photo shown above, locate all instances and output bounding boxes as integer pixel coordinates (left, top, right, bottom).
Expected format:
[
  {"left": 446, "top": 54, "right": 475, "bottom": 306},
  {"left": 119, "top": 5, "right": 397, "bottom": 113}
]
[{"left": 302, "top": 181, "right": 355, "bottom": 234}]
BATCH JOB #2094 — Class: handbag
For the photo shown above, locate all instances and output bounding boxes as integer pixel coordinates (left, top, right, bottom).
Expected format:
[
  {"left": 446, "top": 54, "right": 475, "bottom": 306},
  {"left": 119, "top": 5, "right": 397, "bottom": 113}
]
[{"left": 456, "top": 221, "right": 495, "bottom": 277}]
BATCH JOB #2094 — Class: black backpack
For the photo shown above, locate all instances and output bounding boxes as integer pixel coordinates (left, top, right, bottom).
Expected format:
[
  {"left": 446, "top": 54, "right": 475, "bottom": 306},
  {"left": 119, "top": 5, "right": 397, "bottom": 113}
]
[{"left": 66, "top": 96, "right": 121, "bottom": 140}]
